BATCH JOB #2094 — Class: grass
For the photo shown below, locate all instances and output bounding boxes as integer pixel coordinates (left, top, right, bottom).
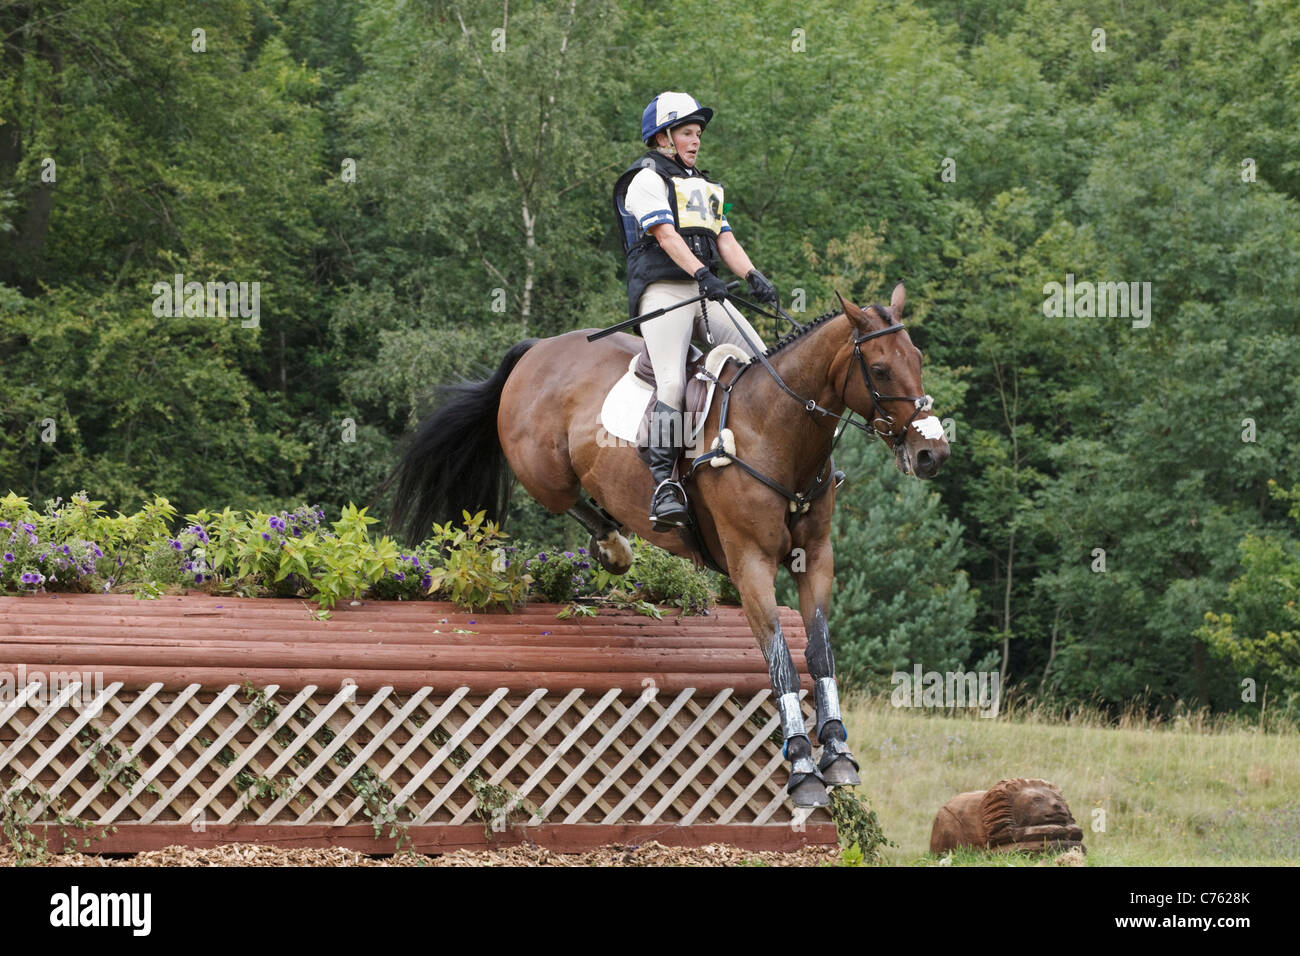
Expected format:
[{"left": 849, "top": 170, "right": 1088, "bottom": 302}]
[{"left": 839, "top": 692, "right": 1299, "bottom": 866}]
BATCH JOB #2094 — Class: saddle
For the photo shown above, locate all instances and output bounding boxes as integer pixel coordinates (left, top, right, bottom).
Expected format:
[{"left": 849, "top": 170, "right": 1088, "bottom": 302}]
[{"left": 620, "top": 342, "right": 749, "bottom": 466}]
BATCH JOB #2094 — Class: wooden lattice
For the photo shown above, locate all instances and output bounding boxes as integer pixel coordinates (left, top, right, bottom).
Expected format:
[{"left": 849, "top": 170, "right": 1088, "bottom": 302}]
[{"left": 0, "top": 595, "right": 837, "bottom": 853}]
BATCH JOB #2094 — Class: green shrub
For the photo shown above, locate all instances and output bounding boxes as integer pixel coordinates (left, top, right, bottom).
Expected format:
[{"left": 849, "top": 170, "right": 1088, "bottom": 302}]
[
  {"left": 627, "top": 537, "right": 713, "bottom": 615},
  {"left": 421, "top": 510, "right": 530, "bottom": 611}
]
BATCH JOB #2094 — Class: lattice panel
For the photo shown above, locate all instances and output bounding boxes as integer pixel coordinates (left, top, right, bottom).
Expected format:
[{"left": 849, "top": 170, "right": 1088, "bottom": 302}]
[{"left": 1, "top": 681, "right": 830, "bottom": 829}]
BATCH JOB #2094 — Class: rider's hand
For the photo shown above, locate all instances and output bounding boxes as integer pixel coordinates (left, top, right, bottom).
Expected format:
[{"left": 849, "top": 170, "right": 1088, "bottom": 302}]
[
  {"left": 693, "top": 266, "right": 729, "bottom": 302},
  {"left": 746, "top": 269, "right": 778, "bottom": 305}
]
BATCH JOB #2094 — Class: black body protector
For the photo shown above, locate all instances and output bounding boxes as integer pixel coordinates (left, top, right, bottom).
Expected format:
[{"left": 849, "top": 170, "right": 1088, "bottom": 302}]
[{"left": 612, "top": 150, "right": 727, "bottom": 320}]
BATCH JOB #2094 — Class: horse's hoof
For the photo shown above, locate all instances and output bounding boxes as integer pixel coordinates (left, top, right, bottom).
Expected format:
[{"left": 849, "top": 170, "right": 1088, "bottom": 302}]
[
  {"left": 821, "top": 757, "right": 861, "bottom": 788},
  {"left": 790, "top": 776, "right": 831, "bottom": 808},
  {"left": 817, "top": 736, "right": 860, "bottom": 787},
  {"left": 590, "top": 532, "right": 633, "bottom": 575}
]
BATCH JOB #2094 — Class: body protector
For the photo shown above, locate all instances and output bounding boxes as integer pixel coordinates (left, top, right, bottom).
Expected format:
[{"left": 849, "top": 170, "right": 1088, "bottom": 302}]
[{"left": 612, "top": 150, "right": 727, "bottom": 320}]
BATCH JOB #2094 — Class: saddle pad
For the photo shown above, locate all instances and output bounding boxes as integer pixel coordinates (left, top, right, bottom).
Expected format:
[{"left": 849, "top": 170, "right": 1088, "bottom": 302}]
[
  {"left": 599, "top": 358, "right": 656, "bottom": 447},
  {"left": 599, "top": 344, "right": 748, "bottom": 458}
]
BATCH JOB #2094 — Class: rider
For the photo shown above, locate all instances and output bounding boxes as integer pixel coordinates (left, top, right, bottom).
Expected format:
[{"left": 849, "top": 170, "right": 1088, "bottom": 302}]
[{"left": 612, "top": 92, "right": 778, "bottom": 531}]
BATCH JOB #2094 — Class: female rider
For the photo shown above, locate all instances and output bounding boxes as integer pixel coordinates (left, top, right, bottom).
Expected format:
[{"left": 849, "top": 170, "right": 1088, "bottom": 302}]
[{"left": 612, "top": 92, "right": 778, "bottom": 531}]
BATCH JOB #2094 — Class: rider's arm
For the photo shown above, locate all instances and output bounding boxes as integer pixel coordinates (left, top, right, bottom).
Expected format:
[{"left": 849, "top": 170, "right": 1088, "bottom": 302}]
[
  {"left": 648, "top": 222, "right": 708, "bottom": 276},
  {"left": 716, "top": 230, "right": 757, "bottom": 279}
]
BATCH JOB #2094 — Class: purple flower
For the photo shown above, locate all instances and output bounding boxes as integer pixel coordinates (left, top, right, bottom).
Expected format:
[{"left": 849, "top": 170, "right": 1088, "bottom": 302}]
[
  {"left": 194, "top": 574, "right": 204, "bottom": 584},
  {"left": 170, "top": 539, "right": 183, "bottom": 551},
  {"left": 92, "top": 545, "right": 103, "bottom": 558},
  {"left": 262, "top": 532, "right": 271, "bottom": 541},
  {"left": 61, "top": 545, "right": 71, "bottom": 555},
  {"left": 0, "top": 521, "right": 8, "bottom": 529},
  {"left": 393, "top": 571, "right": 406, "bottom": 582},
  {"left": 537, "top": 553, "right": 548, "bottom": 562},
  {"left": 421, "top": 575, "right": 432, "bottom": 589},
  {"left": 269, "top": 516, "right": 286, "bottom": 532},
  {"left": 2, "top": 553, "right": 12, "bottom": 563},
  {"left": 563, "top": 551, "right": 574, "bottom": 559},
  {"left": 577, "top": 547, "right": 587, "bottom": 555}
]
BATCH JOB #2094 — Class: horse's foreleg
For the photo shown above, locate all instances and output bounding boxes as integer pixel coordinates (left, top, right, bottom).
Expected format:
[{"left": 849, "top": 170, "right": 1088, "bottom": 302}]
[
  {"left": 791, "top": 536, "right": 861, "bottom": 787},
  {"left": 729, "top": 549, "right": 830, "bottom": 808}
]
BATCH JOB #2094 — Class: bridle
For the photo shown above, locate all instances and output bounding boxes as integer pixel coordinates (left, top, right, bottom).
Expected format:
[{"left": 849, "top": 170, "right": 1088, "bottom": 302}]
[
  {"left": 843, "top": 319, "right": 934, "bottom": 452},
  {"left": 685, "top": 298, "right": 935, "bottom": 521}
]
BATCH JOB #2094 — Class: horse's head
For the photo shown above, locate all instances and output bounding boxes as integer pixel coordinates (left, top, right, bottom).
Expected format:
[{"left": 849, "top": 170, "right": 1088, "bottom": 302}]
[{"left": 835, "top": 282, "right": 949, "bottom": 479}]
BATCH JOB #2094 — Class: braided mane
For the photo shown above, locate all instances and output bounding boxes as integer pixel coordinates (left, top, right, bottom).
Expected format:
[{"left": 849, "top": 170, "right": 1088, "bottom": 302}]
[
  {"left": 758, "top": 301, "right": 893, "bottom": 360},
  {"left": 759, "top": 307, "right": 840, "bottom": 359}
]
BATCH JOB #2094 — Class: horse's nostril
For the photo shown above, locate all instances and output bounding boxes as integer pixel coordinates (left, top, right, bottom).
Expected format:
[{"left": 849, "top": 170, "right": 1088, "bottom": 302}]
[{"left": 917, "top": 450, "right": 933, "bottom": 467}]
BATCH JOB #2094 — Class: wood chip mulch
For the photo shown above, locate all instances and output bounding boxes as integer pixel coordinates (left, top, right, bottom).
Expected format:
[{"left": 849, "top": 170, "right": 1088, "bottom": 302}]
[{"left": 0, "top": 841, "right": 842, "bottom": 868}]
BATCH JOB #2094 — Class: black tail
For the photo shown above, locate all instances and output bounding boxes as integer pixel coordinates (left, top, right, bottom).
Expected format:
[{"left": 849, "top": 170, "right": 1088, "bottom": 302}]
[{"left": 386, "top": 339, "right": 537, "bottom": 546}]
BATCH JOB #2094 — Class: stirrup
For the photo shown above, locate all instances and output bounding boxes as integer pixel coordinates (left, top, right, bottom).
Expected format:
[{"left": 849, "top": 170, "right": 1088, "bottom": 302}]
[{"left": 649, "top": 479, "right": 688, "bottom": 529}]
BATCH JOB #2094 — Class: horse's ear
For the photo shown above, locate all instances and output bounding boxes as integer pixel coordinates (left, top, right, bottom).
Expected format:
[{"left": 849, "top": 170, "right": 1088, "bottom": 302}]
[
  {"left": 890, "top": 281, "right": 906, "bottom": 322},
  {"left": 835, "top": 290, "right": 871, "bottom": 331}
]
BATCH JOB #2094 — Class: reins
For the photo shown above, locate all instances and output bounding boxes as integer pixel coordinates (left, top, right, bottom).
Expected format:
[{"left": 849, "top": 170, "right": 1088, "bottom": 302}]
[{"left": 684, "top": 296, "right": 933, "bottom": 520}]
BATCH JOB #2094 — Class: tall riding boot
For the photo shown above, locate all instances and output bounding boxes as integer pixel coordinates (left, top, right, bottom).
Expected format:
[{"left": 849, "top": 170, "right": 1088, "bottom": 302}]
[{"left": 647, "top": 399, "right": 689, "bottom": 531}]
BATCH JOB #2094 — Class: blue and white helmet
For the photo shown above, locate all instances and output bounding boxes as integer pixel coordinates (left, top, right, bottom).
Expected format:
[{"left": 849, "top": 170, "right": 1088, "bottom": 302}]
[{"left": 641, "top": 91, "right": 713, "bottom": 147}]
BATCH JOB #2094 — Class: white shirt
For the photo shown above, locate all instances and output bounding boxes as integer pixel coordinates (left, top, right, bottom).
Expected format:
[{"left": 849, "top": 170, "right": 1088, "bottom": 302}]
[{"left": 623, "top": 167, "right": 731, "bottom": 244}]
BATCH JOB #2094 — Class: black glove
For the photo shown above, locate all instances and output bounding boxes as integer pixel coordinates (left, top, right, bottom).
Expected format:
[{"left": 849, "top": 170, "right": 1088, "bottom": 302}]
[
  {"left": 746, "top": 268, "right": 778, "bottom": 304},
  {"left": 693, "top": 266, "right": 729, "bottom": 302}
]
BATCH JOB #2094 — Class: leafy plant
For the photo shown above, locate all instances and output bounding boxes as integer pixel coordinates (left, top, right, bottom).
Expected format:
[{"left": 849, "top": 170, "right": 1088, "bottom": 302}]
[{"left": 422, "top": 510, "right": 531, "bottom": 611}]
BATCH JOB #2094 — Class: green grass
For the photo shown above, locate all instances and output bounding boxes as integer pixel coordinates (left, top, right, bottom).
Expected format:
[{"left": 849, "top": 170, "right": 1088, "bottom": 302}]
[{"left": 839, "top": 693, "right": 1299, "bottom": 866}]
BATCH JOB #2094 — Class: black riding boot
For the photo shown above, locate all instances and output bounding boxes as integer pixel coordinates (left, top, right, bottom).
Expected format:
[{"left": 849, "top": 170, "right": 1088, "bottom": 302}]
[{"left": 647, "top": 400, "right": 689, "bottom": 531}]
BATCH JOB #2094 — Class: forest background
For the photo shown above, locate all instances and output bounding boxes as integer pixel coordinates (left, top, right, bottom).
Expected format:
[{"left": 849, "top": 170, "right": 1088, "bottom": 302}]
[{"left": 3, "top": 0, "right": 1298, "bottom": 717}]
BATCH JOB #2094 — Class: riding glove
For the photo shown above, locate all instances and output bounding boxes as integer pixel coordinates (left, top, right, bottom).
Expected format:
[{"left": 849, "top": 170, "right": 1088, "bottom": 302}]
[
  {"left": 746, "top": 269, "right": 778, "bottom": 304},
  {"left": 694, "top": 267, "right": 729, "bottom": 302}
]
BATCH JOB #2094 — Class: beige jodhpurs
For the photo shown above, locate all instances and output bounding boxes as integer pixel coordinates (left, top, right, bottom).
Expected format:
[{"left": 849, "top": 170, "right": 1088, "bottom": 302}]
[{"left": 636, "top": 279, "right": 768, "bottom": 410}]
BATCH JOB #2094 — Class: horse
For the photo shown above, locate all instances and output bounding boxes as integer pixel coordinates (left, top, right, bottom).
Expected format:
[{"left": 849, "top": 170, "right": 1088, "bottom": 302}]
[{"left": 386, "top": 281, "right": 950, "bottom": 807}]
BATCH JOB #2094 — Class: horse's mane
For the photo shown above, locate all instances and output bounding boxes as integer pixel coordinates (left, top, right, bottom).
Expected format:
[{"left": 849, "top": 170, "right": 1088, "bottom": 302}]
[
  {"left": 759, "top": 307, "right": 840, "bottom": 359},
  {"left": 757, "top": 301, "right": 893, "bottom": 360}
]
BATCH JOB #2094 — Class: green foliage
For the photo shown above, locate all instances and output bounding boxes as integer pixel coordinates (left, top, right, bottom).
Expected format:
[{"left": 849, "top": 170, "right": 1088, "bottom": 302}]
[
  {"left": 421, "top": 510, "right": 531, "bottom": 611},
  {"left": 1200, "top": 482, "right": 1300, "bottom": 716},
  {"left": 831, "top": 788, "right": 894, "bottom": 866},
  {"left": 521, "top": 542, "right": 632, "bottom": 604},
  {"left": 2, "top": 0, "right": 1298, "bottom": 716},
  {"left": 625, "top": 536, "right": 713, "bottom": 615}
]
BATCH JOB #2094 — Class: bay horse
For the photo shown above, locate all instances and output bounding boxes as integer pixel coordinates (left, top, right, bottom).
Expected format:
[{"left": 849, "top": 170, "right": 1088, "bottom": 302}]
[{"left": 387, "top": 281, "right": 950, "bottom": 807}]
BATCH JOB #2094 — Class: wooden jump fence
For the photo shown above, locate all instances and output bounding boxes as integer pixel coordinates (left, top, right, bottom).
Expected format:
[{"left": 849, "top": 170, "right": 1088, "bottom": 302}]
[{"left": 0, "top": 593, "right": 836, "bottom": 854}]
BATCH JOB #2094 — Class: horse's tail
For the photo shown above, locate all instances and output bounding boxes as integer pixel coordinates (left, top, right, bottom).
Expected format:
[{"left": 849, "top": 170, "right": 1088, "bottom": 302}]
[{"left": 386, "top": 338, "right": 537, "bottom": 546}]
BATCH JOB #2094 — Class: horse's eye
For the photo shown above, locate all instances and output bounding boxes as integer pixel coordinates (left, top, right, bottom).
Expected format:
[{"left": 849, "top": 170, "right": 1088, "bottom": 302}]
[{"left": 872, "top": 365, "right": 889, "bottom": 379}]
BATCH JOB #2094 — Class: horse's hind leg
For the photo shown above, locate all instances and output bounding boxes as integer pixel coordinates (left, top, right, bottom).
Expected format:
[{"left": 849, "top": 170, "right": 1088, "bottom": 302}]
[{"left": 567, "top": 497, "right": 634, "bottom": 575}]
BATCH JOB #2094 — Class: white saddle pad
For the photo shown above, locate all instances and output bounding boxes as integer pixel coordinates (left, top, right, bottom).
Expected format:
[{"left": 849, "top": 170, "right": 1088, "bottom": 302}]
[{"left": 598, "top": 344, "right": 749, "bottom": 459}]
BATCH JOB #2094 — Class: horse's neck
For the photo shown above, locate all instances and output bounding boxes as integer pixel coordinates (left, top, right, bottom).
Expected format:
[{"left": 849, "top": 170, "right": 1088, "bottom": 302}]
[
  {"left": 736, "top": 314, "right": 848, "bottom": 465},
  {"left": 761, "top": 313, "right": 849, "bottom": 415}
]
